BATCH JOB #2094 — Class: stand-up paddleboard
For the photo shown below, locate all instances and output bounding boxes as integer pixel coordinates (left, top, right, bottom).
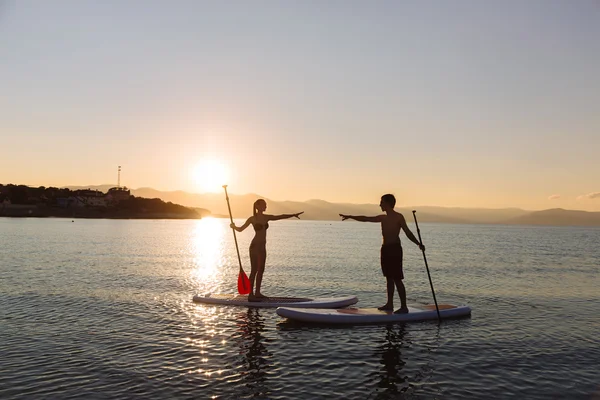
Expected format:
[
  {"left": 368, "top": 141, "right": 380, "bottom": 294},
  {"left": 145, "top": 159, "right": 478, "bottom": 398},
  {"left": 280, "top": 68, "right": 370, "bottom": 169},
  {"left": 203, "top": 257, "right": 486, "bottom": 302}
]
[
  {"left": 277, "top": 303, "right": 471, "bottom": 324},
  {"left": 193, "top": 293, "right": 358, "bottom": 308}
]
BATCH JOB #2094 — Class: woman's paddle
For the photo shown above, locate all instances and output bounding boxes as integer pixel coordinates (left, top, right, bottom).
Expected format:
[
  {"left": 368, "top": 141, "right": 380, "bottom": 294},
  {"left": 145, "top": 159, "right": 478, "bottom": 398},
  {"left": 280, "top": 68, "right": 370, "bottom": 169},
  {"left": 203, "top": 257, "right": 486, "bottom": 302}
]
[
  {"left": 223, "top": 185, "right": 251, "bottom": 295},
  {"left": 412, "top": 211, "right": 441, "bottom": 322}
]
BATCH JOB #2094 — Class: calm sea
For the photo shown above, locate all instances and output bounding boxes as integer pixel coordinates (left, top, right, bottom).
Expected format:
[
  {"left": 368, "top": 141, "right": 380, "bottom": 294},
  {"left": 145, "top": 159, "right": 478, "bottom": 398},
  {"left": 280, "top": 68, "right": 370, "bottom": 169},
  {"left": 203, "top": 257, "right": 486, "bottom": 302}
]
[{"left": 1, "top": 217, "right": 598, "bottom": 399}]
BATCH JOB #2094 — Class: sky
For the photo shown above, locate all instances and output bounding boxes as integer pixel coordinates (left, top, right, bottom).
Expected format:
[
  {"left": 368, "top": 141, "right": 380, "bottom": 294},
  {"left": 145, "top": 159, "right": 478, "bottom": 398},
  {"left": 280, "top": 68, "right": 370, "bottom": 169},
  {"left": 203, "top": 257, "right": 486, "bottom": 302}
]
[{"left": 1, "top": 0, "right": 599, "bottom": 211}]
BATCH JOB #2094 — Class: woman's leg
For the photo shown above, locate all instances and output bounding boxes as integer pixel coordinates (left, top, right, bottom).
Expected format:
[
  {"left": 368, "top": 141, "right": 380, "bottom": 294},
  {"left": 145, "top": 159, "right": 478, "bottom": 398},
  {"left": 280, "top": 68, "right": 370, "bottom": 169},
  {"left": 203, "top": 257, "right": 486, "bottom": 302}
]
[
  {"left": 254, "top": 247, "right": 267, "bottom": 297},
  {"left": 248, "top": 245, "right": 258, "bottom": 296}
]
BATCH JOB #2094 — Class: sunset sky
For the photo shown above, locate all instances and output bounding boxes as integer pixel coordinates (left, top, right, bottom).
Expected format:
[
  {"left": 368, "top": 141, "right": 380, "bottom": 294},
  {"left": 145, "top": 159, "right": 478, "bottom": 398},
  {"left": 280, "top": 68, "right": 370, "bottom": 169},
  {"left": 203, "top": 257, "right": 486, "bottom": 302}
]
[{"left": 1, "top": 1, "right": 598, "bottom": 211}]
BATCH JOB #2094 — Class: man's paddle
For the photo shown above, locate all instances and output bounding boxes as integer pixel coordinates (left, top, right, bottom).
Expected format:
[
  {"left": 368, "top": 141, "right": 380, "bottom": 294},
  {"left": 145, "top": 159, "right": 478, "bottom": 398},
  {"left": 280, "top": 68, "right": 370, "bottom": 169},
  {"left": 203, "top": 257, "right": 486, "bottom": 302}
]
[
  {"left": 223, "top": 185, "right": 251, "bottom": 295},
  {"left": 412, "top": 211, "right": 441, "bottom": 322}
]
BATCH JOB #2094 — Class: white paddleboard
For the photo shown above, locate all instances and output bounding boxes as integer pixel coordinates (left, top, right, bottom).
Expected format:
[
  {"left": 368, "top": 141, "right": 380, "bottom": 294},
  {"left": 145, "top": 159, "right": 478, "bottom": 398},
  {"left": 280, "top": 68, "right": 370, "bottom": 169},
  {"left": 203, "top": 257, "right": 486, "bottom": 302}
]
[
  {"left": 193, "top": 293, "right": 358, "bottom": 308},
  {"left": 277, "top": 303, "right": 471, "bottom": 324}
]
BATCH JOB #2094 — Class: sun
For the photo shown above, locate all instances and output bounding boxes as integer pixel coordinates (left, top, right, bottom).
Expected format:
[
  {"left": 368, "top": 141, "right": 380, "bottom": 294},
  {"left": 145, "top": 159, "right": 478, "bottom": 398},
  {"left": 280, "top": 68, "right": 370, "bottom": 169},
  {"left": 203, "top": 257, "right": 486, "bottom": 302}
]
[{"left": 191, "top": 159, "right": 229, "bottom": 193}]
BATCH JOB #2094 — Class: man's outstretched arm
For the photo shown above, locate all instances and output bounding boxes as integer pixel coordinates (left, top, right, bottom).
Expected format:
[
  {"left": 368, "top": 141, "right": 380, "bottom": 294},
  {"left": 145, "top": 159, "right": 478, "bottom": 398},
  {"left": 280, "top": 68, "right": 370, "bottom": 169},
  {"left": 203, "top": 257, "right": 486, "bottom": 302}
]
[{"left": 339, "top": 214, "right": 383, "bottom": 222}]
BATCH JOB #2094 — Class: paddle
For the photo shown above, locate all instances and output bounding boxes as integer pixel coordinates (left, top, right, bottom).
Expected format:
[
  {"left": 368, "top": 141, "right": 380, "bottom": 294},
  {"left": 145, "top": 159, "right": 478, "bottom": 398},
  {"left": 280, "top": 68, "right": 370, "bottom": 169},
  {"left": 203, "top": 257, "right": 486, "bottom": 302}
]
[
  {"left": 412, "top": 210, "right": 441, "bottom": 322},
  {"left": 223, "top": 185, "right": 251, "bottom": 295}
]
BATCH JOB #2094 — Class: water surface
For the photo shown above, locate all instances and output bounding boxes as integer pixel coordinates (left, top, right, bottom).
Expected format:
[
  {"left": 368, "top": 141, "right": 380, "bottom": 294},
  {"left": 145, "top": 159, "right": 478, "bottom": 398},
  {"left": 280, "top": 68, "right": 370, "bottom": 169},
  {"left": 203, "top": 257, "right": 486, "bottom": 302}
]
[{"left": 1, "top": 218, "right": 599, "bottom": 399}]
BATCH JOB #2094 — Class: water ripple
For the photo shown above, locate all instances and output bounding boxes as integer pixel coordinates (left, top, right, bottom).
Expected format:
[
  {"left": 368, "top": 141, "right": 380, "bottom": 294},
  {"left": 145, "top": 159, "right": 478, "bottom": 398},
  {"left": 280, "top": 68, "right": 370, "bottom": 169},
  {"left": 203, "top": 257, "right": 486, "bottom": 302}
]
[{"left": 1, "top": 218, "right": 599, "bottom": 399}]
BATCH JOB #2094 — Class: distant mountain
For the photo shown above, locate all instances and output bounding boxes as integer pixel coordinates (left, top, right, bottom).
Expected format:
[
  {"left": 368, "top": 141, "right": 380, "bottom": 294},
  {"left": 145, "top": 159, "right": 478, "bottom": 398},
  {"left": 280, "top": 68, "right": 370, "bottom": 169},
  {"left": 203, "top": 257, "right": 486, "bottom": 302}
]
[
  {"left": 65, "top": 186, "right": 600, "bottom": 226},
  {"left": 131, "top": 188, "right": 259, "bottom": 218},
  {"left": 403, "top": 206, "right": 530, "bottom": 224},
  {"left": 505, "top": 208, "right": 600, "bottom": 227},
  {"left": 122, "top": 188, "right": 469, "bottom": 223}
]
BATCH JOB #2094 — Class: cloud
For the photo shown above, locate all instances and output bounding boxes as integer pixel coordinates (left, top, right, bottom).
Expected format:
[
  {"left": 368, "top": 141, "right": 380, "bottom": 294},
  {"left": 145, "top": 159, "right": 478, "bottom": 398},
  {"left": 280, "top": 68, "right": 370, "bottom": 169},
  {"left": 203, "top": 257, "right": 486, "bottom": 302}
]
[
  {"left": 548, "top": 194, "right": 561, "bottom": 200},
  {"left": 577, "top": 192, "right": 600, "bottom": 200}
]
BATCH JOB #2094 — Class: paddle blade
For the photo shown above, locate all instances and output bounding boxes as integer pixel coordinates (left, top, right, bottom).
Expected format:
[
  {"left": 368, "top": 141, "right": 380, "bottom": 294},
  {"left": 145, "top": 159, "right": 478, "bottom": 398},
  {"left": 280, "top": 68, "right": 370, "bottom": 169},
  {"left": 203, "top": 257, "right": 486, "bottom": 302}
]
[{"left": 237, "top": 269, "right": 251, "bottom": 295}]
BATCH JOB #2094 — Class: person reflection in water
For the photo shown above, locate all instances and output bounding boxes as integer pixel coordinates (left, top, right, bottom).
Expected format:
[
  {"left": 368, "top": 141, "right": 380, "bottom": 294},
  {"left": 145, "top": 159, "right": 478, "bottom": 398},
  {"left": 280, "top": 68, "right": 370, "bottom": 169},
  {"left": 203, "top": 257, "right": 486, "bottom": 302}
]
[
  {"left": 230, "top": 199, "right": 303, "bottom": 301},
  {"left": 374, "top": 325, "right": 407, "bottom": 397},
  {"left": 236, "top": 308, "right": 270, "bottom": 398}
]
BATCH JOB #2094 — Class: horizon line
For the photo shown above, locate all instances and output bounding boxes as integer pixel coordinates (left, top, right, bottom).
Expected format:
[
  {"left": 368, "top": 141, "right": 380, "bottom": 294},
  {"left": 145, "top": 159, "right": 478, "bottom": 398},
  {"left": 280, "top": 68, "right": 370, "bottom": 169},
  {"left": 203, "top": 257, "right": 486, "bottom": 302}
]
[
  {"left": 3, "top": 182, "right": 596, "bottom": 213},
  {"left": 5, "top": 183, "right": 600, "bottom": 213}
]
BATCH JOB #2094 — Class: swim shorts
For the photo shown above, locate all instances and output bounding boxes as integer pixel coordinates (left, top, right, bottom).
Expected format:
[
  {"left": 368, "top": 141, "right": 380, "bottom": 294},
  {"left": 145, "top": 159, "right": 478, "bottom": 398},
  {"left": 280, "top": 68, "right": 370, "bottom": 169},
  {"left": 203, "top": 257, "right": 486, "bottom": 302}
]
[{"left": 380, "top": 243, "right": 404, "bottom": 279}]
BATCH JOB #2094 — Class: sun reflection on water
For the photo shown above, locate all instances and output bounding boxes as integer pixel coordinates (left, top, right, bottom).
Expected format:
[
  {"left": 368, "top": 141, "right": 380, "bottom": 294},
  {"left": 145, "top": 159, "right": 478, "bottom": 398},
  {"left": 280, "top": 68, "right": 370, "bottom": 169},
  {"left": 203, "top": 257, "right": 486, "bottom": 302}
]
[{"left": 189, "top": 218, "right": 226, "bottom": 293}]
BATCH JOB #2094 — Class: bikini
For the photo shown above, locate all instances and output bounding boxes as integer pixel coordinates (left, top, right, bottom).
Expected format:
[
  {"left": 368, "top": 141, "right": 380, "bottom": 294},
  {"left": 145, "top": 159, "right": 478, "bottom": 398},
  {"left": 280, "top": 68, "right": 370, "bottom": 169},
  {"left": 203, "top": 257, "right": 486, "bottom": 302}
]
[
  {"left": 250, "top": 222, "right": 269, "bottom": 251},
  {"left": 253, "top": 222, "right": 269, "bottom": 231}
]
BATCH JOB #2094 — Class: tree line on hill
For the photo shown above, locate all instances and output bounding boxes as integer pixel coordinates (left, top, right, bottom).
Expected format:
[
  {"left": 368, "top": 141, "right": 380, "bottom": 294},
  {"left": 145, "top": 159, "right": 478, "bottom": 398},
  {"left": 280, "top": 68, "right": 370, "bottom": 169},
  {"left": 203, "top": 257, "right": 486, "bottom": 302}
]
[{"left": 0, "top": 184, "right": 200, "bottom": 219}]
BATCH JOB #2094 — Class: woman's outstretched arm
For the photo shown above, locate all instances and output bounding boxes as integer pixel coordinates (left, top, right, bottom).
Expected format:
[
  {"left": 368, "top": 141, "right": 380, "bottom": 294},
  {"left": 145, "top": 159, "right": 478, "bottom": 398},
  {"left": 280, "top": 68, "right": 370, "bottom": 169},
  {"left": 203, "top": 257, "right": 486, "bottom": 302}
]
[{"left": 267, "top": 212, "right": 304, "bottom": 221}]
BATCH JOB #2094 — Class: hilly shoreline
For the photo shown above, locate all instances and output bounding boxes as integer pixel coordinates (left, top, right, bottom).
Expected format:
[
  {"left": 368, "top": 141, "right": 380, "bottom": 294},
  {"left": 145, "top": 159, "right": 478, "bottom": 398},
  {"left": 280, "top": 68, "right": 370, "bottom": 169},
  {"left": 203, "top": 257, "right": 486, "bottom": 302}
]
[{"left": 64, "top": 185, "right": 600, "bottom": 227}]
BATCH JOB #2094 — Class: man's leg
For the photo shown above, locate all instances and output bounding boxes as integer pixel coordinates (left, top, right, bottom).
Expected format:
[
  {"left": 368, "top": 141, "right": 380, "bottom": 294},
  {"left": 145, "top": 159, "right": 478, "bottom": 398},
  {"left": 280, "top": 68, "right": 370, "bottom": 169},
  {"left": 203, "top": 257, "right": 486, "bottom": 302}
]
[
  {"left": 393, "top": 278, "right": 408, "bottom": 313},
  {"left": 378, "top": 277, "right": 395, "bottom": 311}
]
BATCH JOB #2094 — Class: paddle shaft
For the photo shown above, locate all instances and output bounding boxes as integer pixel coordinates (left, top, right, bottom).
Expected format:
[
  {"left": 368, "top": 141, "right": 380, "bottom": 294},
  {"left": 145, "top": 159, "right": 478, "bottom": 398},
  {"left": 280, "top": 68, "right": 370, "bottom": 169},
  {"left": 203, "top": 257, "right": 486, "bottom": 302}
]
[
  {"left": 223, "top": 185, "right": 244, "bottom": 274},
  {"left": 412, "top": 211, "right": 441, "bottom": 322}
]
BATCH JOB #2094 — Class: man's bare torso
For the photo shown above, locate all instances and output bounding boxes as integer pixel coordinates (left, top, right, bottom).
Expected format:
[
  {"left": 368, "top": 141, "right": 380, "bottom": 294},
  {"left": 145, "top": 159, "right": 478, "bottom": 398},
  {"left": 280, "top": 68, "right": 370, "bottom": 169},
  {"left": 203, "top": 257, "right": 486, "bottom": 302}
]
[{"left": 381, "top": 211, "right": 404, "bottom": 245}]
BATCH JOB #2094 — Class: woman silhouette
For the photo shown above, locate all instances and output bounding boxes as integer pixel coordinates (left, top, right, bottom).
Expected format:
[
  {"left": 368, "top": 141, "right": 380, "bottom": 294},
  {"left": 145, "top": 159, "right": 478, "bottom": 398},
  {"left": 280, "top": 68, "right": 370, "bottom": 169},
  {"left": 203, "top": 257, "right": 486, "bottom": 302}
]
[{"left": 230, "top": 199, "right": 303, "bottom": 301}]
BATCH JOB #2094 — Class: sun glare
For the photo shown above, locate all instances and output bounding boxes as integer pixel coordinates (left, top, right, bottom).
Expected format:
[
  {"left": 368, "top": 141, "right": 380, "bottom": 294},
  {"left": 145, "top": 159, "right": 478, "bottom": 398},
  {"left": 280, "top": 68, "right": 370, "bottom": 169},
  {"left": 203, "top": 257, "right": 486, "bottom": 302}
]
[
  {"left": 190, "top": 218, "right": 224, "bottom": 284},
  {"left": 192, "top": 159, "right": 229, "bottom": 193}
]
